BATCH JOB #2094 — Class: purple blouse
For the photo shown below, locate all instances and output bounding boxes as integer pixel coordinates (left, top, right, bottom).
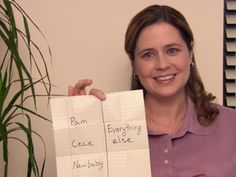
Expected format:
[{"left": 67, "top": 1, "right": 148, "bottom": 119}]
[{"left": 148, "top": 98, "right": 236, "bottom": 177}]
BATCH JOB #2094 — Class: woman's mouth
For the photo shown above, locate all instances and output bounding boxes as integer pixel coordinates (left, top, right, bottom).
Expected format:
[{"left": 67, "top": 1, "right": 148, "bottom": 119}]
[{"left": 154, "top": 74, "right": 176, "bottom": 83}]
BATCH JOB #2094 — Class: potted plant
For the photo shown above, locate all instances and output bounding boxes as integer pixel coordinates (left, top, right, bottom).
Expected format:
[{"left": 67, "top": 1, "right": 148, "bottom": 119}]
[{"left": 0, "top": 0, "right": 52, "bottom": 176}]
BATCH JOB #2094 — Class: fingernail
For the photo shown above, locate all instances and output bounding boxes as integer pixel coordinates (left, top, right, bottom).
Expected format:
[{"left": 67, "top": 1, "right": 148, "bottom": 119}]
[{"left": 101, "top": 94, "right": 106, "bottom": 100}]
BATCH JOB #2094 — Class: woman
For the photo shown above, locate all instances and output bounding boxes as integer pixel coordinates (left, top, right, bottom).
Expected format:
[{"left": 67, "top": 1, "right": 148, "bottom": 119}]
[{"left": 68, "top": 5, "right": 236, "bottom": 177}]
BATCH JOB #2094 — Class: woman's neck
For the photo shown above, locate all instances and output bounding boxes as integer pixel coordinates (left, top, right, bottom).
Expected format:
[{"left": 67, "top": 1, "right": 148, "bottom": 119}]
[{"left": 145, "top": 91, "right": 187, "bottom": 135}]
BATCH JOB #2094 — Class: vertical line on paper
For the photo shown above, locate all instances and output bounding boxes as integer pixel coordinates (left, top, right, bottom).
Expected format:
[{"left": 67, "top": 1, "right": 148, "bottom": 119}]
[
  {"left": 66, "top": 98, "right": 74, "bottom": 177},
  {"left": 101, "top": 101, "right": 110, "bottom": 177}
]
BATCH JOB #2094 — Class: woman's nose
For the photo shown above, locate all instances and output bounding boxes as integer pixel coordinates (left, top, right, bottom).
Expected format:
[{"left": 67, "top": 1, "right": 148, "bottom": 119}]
[{"left": 155, "top": 54, "right": 170, "bottom": 70}]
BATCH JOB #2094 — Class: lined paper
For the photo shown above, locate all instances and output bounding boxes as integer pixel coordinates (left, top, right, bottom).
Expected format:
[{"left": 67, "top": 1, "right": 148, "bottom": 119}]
[{"left": 50, "top": 90, "right": 151, "bottom": 177}]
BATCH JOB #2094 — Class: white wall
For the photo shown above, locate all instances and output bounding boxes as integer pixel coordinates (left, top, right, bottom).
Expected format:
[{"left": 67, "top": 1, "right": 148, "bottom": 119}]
[{"left": 1, "top": 0, "right": 223, "bottom": 177}]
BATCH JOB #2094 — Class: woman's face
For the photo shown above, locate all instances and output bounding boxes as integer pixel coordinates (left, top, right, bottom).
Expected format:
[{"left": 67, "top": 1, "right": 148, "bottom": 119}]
[{"left": 134, "top": 22, "right": 193, "bottom": 99}]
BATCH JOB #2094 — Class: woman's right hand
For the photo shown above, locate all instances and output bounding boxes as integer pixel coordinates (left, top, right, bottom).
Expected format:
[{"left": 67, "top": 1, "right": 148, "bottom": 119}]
[{"left": 68, "top": 79, "right": 106, "bottom": 101}]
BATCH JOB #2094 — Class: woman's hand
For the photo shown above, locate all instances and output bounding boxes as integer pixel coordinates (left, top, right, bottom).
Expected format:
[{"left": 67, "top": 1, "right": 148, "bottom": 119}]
[{"left": 68, "top": 79, "right": 106, "bottom": 101}]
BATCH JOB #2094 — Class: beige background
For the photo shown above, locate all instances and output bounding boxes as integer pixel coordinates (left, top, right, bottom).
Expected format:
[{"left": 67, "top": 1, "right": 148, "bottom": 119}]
[{"left": 0, "top": 0, "right": 224, "bottom": 177}]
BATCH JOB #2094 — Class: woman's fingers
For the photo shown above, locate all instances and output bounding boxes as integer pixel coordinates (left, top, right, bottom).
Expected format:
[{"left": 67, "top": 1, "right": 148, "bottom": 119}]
[
  {"left": 68, "top": 79, "right": 93, "bottom": 96},
  {"left": 68, "top": 79, "right": 106, "bottom": 100},
  {"left": 74, "top": 79, "right": 93, "bottom": 95},
  {"left": 68, "top": 85, "right": 75, "bottom": 96},
  {"left": 89, "top": 88, "right": 106, "bottom": 101}
]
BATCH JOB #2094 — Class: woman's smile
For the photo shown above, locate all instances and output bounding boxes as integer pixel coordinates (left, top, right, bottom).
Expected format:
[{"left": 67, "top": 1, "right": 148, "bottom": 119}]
[{"left": 154, "top": 74, "right": 176, "bottom": 83}]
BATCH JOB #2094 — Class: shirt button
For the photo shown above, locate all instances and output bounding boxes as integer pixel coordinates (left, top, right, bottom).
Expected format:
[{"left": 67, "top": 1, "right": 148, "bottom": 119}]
[
  {"left": 164, "top": 160, "right": 169, "bottom": 165},
  {"left": 164, "top": 149, "right": 168, "bottom": 154}
]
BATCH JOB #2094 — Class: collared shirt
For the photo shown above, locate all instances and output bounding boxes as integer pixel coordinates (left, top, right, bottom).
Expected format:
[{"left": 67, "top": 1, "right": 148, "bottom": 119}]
[{"left": 148, "top": 97, "right": 236, "bottom": 177}]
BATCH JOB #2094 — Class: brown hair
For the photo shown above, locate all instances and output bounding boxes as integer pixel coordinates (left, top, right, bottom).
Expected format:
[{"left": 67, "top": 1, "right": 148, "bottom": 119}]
[{"left": 124, "top": 5, "right": 219, "bottom": 126}]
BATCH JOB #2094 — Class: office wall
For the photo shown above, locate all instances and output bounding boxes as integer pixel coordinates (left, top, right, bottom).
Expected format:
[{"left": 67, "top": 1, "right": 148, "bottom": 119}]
[{"left": 1, "top": 0, "right": 223, "bottom": 176}]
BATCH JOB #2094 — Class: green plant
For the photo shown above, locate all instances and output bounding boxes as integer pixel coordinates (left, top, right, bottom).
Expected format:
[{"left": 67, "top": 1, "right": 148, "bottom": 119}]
[{"left": 0, "top": 0, "right": 52, "bottom": 176}]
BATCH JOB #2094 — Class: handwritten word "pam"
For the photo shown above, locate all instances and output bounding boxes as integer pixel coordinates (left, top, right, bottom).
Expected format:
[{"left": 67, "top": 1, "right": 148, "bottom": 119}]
[{"left": 70, "top": 117, "right": 88, "bottom": 126}]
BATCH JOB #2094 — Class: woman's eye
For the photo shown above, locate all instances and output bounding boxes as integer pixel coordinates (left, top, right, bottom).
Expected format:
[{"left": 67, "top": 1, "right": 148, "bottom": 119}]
[
  {"left": 167, "top": 48, "right": 179, "bottom": 54},
  {"left": 142, "top": 52, "right": 154, "bottom": 59}
]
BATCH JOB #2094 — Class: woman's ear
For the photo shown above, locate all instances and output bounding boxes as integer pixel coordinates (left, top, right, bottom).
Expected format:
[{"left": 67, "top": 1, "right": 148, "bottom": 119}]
[
  {"left": 130, "top": 60, "right": 136, "bottom": 74},
  {"left": 128, "top": 53, "right": 136, "bottom": 73},
  {"left": 190, "top": 42, "right": 194, "bottom": 58}
]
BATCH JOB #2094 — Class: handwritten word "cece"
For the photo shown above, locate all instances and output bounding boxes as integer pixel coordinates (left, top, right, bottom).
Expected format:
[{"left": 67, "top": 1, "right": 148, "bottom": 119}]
[{"left": 72, "top": 139, "right": 94, "bottom": 148}]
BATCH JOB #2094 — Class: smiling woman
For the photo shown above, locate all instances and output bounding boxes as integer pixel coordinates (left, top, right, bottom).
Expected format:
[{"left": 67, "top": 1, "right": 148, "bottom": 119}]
[
  {"left": 125, "top": 5, "right": 218, "bottom": 127},
  {"left": 69, "top": 4, "right": 236, "bottom": 177},
  {"left": 1, "top": 1, "right": 226, "bottom": 177},
  {"left": 133, "top": 22, "right": 192, "bottom": 101}
]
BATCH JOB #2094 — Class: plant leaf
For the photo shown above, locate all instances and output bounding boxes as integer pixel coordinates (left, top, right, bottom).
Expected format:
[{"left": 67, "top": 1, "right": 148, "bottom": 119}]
[{"left": 0, "top": 120, "right": 8, "bottom": 177}]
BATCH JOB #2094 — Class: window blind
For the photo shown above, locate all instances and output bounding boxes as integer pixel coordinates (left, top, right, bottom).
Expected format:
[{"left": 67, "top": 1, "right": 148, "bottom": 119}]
[{"left": 223, "top": 0, "right": 236, "bottom": 108}]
